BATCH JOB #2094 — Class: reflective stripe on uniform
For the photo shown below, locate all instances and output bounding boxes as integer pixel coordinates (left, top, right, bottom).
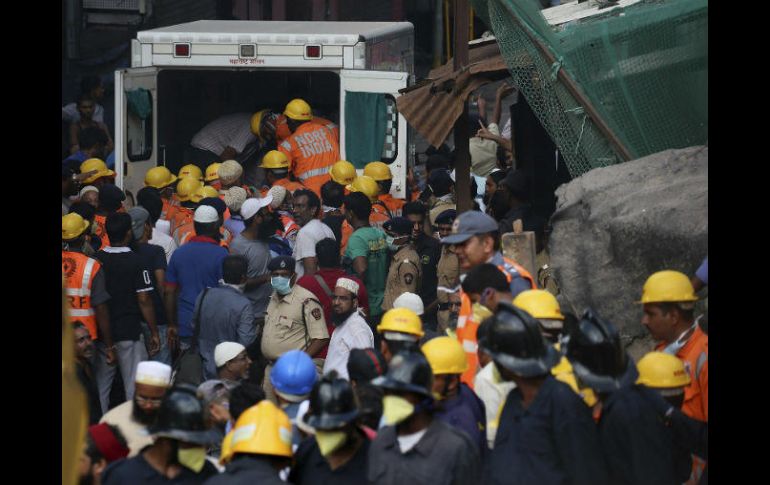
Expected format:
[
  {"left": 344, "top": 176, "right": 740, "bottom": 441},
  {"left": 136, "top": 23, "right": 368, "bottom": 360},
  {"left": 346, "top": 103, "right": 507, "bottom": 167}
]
[
  {"left": 457, "top": 315, "right": 467, "bottom": 329},
  {"left": 695, "top": 352, "right": 708, "bottom": 377},
  {"left": 66, "top": 288, "right": 91, "bottom": 297},
  {"left": 280, "top": 141, "right": 292, "bottom": 151},
  {"left": 70, "top": 308, "right": 95, "bottom": 317},
  {"left": 297, "top": 166, "right": 330, "bottom": 181},
  {"left": 462, "top": 339, "right": 477, "bottom": 353},
  {"left": 81, "top": 258, "right": 96, "bottom": 293}
]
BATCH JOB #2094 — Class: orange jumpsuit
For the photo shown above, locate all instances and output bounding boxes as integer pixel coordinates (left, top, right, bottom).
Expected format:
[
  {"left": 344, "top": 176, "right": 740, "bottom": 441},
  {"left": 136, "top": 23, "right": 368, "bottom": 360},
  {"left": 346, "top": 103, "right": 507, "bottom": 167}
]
[{"left": 278, "top": 121, "right": 340, "bottom": 196}]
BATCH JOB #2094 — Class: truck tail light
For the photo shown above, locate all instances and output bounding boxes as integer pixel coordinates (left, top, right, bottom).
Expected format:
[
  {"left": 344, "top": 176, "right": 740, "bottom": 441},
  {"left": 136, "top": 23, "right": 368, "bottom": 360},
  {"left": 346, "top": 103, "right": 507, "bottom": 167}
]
[
  {"left": 305, "top": 45, "right": 321, "bottom": 59},
  {"left": 174, "top": 43, "right": 190, "bottom": 57}
]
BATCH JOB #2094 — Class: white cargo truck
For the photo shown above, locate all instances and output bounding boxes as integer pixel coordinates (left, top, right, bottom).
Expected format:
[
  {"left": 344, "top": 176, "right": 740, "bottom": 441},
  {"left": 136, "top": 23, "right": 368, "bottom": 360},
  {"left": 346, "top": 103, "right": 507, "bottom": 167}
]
[{"left": 115, "top": 20, "right": 414, "bottom": 200}]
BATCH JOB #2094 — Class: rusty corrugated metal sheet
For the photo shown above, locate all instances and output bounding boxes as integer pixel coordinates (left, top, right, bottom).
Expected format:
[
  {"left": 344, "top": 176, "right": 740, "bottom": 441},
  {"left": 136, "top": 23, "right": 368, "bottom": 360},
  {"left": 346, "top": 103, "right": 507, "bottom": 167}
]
[{"left": 397, "top": 40, "right": 509, "bottom": 148}]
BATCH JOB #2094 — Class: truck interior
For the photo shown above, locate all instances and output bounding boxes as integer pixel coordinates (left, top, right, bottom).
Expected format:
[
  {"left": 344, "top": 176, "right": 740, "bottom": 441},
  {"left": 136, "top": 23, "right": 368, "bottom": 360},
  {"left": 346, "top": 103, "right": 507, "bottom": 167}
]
[{"left": 155, "top": 69, "right": 340, "bottom": 175}]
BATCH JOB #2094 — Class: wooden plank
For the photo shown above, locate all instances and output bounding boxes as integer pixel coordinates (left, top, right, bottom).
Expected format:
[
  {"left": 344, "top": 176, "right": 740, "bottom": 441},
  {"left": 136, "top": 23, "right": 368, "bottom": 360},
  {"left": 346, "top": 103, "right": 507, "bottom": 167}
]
[
  {"left": 546, "top": 0, "right": 643, "bottom": 26},
  {"left": 501, "top": 219, "right": 538, "bottom": 280}
]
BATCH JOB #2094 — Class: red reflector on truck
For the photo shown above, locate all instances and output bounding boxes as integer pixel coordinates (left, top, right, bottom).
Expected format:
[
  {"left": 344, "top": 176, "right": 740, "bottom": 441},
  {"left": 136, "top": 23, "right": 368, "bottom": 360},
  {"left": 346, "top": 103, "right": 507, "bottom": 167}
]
[
  {"left": 305, "top": 45, "right": 321, "bottom": 58},
  {"left": 174, "top": 44, "right": 190, "bottom": 57}
]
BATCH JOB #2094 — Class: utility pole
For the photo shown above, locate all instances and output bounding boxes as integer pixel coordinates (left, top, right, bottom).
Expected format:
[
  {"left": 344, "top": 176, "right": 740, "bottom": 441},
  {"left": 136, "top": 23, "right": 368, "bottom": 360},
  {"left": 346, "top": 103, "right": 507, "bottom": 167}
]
[{"left": 453, "top": 0, "right": 471, "bottom": 213}]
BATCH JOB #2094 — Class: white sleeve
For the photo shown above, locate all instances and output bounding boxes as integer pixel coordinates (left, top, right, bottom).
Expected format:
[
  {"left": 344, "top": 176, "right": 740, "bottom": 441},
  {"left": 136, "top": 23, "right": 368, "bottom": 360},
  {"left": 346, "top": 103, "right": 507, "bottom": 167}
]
[{"left": 293, "top": 227, "right": 316, "bottom": 261}]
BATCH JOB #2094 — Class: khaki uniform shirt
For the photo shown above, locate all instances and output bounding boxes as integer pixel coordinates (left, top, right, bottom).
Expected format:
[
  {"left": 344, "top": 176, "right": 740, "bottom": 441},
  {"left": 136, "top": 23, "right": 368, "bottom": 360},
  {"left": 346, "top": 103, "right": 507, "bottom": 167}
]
[
  {"left": 381, "top": 245, "right": 421, "bottom": 312},
  {"left": 429, "top": 199, "right": 457, "bottom": 226},
  {"left": 436, "top": 247, "right": 460, "bottom": 332},
  {"left": 100, "top": 400, "right": 153, "bottom": 457},
  {"left": 261, "top": 285, "right": 329, "bottom": 361}
]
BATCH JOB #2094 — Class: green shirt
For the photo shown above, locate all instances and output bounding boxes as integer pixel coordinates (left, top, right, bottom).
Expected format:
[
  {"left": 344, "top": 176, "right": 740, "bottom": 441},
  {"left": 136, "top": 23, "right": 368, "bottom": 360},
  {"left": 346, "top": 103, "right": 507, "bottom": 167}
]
[{"left": 344, "top": 226, "right": 388, "bottom": 316}]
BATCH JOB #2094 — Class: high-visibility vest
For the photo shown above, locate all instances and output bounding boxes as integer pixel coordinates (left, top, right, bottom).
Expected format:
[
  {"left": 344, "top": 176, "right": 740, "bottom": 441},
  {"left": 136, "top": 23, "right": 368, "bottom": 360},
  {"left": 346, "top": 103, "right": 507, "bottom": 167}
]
[
  {"left": 92, "top": 214, "right": 110, "bottom": 250},
  {"left": 457, "top": 257, "right": 536, "bottom": 388},
  {"left": 379, "top": 194, "right": 405, "bottom": 217},
  {"left": 278, "top": 121, "right": 340, "bottom": 196},
  {"left": 176, "top": 223, "right": 231, "bottom": 249},
  {"left": 274, "top": 178, "right": 307, "bottom": 194},
  {"left": 276, "top": 115, "right": 339, "bottom": 143},
  {"left": 62, "top": 250, "right": 101, "bottom": 340},
  {"left": 370, "top": 204, "right": 390, "bottom": 230},
  {"left": 170, "top": 206, "right": 194, "bottom": 236}
]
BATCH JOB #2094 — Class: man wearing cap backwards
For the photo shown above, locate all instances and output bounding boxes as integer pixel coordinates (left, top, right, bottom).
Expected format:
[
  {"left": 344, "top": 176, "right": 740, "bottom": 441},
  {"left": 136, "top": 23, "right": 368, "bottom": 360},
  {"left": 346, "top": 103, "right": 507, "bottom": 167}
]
[
  {"left": 278, "top": 98, "right": 340, "bottom": 196},
  {"left": 442, "top": 210, "right": 535, "bottom": 388},
  {"left": 481, "top": 303, "right": 608, "bottom": 485},
  {"left": 63, "top": 213, "right": 116, "bottom": 366},
  {"left": 639, "top": 269, "right": 707, "bottom": 484},
  {"left": 422, "top": 336, "right": 488, "bottom": 454},
  {"left": 102, "top": 384, "right": 220, "bottom": 484},
  {"left": 94, "top": 212, "right": 161, "bottom": 411},
  {"left": 375, "top": 307, "right": 424, "bottom": 364},
  {"left": 100, "top": 361, "right": 172, "bottom": 456},
  {"left": 342, "top": 192, "right": 388, "bottom": 325},
  {"left": 261, "top": 255, "right": 330, "bottom": 400},
  {"left": 368, "top": 350, "right": 481, "bottom": 485},
  {"left": 229, "top": 195, "right": 277, "bottom": 326},
  {"left": 165, "top": 205, "right": 229, "bottom": 354},
  {"left": 323, "top": 277, "right": 374, "bottom": 379},
  {"left": 79, "top": 423, "right": 130, "bottom": 485},
  {"left": 269, "top": 349, "right": 318, "bottom": 445},
  {"left": 290, "top": 374, "right": 371, "bottom": 484},
  {"left": 292, "top": 188, "right": 336, "bottom": 277},
  {"left": 381, "top": 216, "right": 422, "bottom": 312},
  {"left": 564, "top": 308, "right": 690, "bottom": 485},
  {"left": 204, "top": 400, "right": 293, "bottom": 485},
  {"left": 215, "top": 342, "right": 253, "bottom": 387}
]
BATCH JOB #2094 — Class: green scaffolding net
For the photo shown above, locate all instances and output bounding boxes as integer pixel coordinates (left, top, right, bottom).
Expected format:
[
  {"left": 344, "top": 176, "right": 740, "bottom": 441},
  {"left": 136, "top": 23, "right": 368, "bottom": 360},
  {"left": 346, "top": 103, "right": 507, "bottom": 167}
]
[{"left": 471, "top": 0, "right": 708, "bottom": 177}]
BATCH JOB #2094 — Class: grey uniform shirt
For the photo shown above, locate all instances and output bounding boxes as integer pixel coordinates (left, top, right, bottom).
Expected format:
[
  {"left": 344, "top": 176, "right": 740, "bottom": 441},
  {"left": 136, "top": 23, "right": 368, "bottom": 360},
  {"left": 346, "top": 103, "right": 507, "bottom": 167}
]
[
  {"left": 229, "top": 234, "right": 272, "bottom": 317},
  {"left": 367, "top": 418, "right": 481, "bottom": 485},
  {"left": 193, "top": 283, "right": 257, "bottom": 380}
]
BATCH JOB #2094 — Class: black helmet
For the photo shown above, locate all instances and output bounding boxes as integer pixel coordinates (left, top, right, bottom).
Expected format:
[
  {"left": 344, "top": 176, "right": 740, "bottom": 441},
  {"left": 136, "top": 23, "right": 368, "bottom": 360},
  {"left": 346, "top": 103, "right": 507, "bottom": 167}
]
[
  {"left": 147, "top": 384, "right": 220, "bottom": 445},
  {"left": 480, "top": 302, "right": 559, "bottom": 378},
  {"left": 371, "top": 350, "right": 434, "bottom": 399},
  {"left": 306, "top": 374, "right": 359, "bottom": 430},
  {"left": 563, "top": 308, "right": 629, "bottom": 393}
]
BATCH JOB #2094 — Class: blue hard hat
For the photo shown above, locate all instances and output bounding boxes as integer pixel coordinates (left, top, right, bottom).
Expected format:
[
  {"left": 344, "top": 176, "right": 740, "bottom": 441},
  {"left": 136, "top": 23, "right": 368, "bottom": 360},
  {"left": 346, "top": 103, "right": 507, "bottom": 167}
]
[{"left": 270, "top": 350, "right": 317, "bottom": 396}]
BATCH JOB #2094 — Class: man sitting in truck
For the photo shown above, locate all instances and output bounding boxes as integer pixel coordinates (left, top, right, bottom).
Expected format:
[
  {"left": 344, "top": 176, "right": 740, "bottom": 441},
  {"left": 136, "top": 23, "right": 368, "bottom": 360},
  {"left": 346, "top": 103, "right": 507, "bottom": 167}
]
[{"left": 278, "top": 99, "right": 340, "bottom": 197}]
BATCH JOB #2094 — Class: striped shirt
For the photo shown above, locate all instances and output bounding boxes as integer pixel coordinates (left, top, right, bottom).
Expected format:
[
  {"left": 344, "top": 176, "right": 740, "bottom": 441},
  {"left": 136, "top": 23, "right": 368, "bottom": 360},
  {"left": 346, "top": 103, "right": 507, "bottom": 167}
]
[{"left": 191, "top": 112, "right": 256, "bottom": 155}]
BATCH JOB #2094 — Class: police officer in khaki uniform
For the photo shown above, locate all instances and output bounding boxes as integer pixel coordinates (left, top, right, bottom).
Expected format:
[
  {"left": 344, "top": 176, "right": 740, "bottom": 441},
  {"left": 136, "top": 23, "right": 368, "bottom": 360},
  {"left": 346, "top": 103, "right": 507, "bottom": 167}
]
[
  {"left": 381, "top": 217, "right": 421, "bottom": 313},
  {"left": 435, "top": 209, "right": 460, "bottom": 332},
  {"left": 261, "top": 255, "right": 330, "bottom": 403}
]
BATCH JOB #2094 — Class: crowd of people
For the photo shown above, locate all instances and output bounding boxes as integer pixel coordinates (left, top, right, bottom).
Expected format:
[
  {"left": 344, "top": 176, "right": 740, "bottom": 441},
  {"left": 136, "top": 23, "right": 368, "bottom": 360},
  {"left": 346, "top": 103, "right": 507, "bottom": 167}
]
[{"left": 63, "top": 92, "right": 708, "bottom": 484}]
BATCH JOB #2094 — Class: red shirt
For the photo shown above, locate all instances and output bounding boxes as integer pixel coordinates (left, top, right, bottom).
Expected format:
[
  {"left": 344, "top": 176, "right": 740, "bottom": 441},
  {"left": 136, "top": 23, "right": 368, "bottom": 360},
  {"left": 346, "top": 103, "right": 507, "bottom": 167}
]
[{"left": 297, "top": 268, "right": 370, "bottom": 359}]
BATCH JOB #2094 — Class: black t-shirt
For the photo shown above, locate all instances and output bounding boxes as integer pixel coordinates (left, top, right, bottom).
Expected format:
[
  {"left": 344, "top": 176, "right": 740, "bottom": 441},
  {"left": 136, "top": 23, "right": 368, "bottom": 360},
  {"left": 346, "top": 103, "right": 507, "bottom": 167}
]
[
  {"left": 290, "top": 433, "right": 370, "bottom": 485},
  {"left": 135, "top": 242, "right": 168, "bottom": 326},
  {"left": 414, "top": 233, "right": 441, "bottom": 322},
  {"left": 322, "top": 214, "right": 345, "bottom": 244},
  {"left": 96, "top": 247, "right": 153, "bottom": 342}
]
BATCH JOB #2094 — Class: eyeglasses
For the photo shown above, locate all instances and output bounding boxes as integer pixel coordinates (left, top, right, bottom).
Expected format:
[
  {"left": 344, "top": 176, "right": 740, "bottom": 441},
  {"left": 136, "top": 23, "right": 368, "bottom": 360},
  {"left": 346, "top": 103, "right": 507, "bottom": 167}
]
[
  {"left": 438, "top": 301, "right": 462, "bottom": 311},
  {"left": 135, "top": 395, "right": 164, "bottom": 406}
]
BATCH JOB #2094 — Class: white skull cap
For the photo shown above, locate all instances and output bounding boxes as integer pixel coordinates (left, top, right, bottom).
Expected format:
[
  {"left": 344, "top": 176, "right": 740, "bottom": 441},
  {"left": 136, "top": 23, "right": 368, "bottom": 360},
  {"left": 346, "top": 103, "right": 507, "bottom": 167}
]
[
  {"left": 135, "top": 361, "right": 172, "bottom": 387},
  {"left": 335, "top": 277, "right": 359, "bottom": 296}
]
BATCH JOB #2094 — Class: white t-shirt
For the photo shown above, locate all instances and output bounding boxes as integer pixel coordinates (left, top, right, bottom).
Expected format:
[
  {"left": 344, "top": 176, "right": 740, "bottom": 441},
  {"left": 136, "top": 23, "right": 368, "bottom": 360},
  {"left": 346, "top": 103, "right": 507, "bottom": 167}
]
[
  {"left": 397, "top": 428, "right": 428, "bottom": 454},
  {"left": 150, "top": 227, "right": 178, "bottom": 264},
  {"left": 322, "top": 311, "right": 373, "bottom": 380},
  {"left": 293, "top": 218, "right": 335, "bottom": 276},
  {"left": 474, "top": 361, "right": 517, "bottom": 449}
]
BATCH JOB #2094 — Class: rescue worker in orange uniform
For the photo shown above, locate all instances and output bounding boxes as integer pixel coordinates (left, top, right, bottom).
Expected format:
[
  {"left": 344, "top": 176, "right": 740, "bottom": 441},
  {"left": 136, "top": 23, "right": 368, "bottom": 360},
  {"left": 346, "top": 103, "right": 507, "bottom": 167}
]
[
  {"left": 364, "top": 161, "right": 405, "bottom": 217},
  {"left": 328, "top": 160, "right": 357, "bottom": 188},
  {"left": 274, "top": 111, "right": 339, "bottom": 143},
  {"left": 259, "top": 150, "right": 306, "bottom": 195},
  {"left": 640, "top": 270, "right": 708, "bottom": 484},
  {"left": 80, "top": 158, "right": 115, "bottom": 189},
  {"left": 278, "top": 99, "right": 340, "bottom": 196},
  {"left": 144, "top": 166, "right": 179, "bottom": 222},
  {"left": 347, "top": 175, "right": 389, "bottom": 230},
  {"left": 441, "top": 210, "right": 535, "bottom": 388},
  {"left": 169, "top": 177, "right": 203, "bottom": 245},
  {"left": 62, "top": 213, "right": 116, "bottom": 365},
  {"left": 164, "top": 164, "right": 204, "bottom": 228}
]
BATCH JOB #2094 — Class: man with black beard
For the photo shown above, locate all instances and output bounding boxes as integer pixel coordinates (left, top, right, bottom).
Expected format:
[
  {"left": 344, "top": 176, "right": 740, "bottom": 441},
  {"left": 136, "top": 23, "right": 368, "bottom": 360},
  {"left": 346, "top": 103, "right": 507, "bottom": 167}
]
[
  {"left": 100, "top": 361, "right": 172, "bottom": 456},
  {"left": 228, "top": 195, "right": 280, "bottom": 356},
  {"left": 322, "top": 277, "right": 374, "bottom": 379}
]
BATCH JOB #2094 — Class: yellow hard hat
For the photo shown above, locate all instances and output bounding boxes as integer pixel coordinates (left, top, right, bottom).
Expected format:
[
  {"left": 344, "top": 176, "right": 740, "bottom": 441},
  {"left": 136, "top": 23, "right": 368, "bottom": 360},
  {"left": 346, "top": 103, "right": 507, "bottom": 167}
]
[
  {"left": 251, "top": 109, "right": 269, "bottom": 137},
  {"left": 513, "top": 290, "right": 564, "bottom": 321},
  {"left": 284, "top": 98, "right": 313, "bottom": 121},
  {"left": 259, "top": 150, "right": 289, "bottom": 169},
  {"left": 377, "top": 307, "right": 424, "bottom": 338},
  {"left": 80, "top": 158, "right": 115, "bottom": 184},
  {"left": 144, "top": 166, "right": 178, "bottom": 189},
  {"left": 62, "top": 213, "right": 89, "bottom": 240},
  {"left": 191, "top": 185, "right": 220, "bottom": 203},
  {"left": 346, "top": 175, "right": 380, "bottom": 202},
  {"left": 231, "top": 400, "right": 293, "bottom": 458},
  {"left": 635, "top": 351, "right": 692, "bottom": 389},
  {"left": 205, "top": 163, "right": 221, "bottom": 182},
  {"left": 639, "top": 270, "right": 698, "bottom": 304},
  {"left": 178, "top": 164, "right": 204, "bottom": 181},
  {"left": 328, "top": 160, "right": 357, "bottom": 185},
  {"left": 219, "top": 430, "right": 234, "bottom": 465},
  {"left": 176, "top": 177, "right": 204, "bottom": 202},
  {"left": 364, "top": 161, "right": 392, "bottom": 181},
  {"left": 422, "top": 336, "right": 468, "bottom": 375}
]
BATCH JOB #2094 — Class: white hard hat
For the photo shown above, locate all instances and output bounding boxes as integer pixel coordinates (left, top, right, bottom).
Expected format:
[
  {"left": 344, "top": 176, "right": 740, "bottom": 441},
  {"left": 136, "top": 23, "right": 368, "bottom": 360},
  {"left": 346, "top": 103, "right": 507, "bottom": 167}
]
[{"left": 393, "top": 292, "right": 424, "bottom": 316}]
